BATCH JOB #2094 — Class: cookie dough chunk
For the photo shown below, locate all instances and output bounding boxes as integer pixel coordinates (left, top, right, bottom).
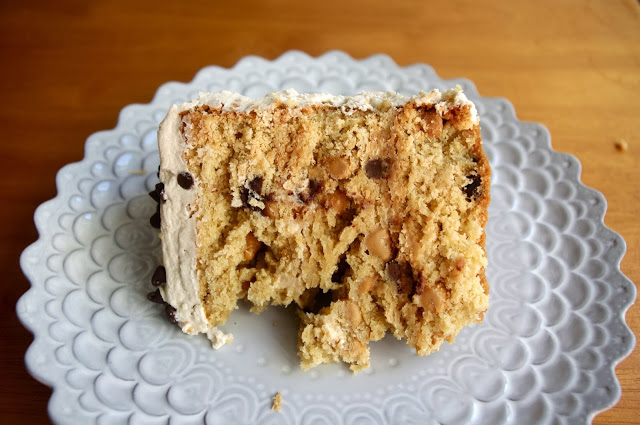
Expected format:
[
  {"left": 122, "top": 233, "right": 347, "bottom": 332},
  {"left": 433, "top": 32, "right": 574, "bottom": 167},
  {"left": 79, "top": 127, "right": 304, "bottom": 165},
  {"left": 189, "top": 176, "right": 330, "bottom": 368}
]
[{"left": 156, "top": 88, "right": 490, "bottom": 371}]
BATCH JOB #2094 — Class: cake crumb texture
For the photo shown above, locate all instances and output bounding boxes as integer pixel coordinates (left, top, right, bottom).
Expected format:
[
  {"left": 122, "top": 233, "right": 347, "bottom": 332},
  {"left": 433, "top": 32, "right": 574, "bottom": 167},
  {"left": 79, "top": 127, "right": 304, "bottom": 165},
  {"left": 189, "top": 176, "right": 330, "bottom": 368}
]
[
  {"left": 160, "top": 89, "right": 490, "bottom": 371},
  {"left": 271, "top": 392, "right": 282, "bottom": 412}
]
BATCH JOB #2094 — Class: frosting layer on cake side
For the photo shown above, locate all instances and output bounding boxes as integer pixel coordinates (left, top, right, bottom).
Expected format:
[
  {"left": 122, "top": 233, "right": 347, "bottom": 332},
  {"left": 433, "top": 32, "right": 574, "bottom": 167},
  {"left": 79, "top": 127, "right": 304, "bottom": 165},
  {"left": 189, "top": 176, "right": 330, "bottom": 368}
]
[{"left": 158, "top": 105, "right": 232, "bottom": 348}]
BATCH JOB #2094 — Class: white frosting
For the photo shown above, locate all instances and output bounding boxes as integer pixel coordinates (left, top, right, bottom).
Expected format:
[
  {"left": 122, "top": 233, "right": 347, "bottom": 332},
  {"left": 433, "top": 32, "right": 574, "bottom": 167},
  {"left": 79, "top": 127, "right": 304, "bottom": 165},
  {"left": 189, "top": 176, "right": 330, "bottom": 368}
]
[
  {"left": 176, "top": 86, "right": 478, "bottom": 124},
  {"left": 157, "top": 105, "right": 232, "bottom": 349},
  {"left": 157, "top": 87, "right": 477, "bottom": 349}
]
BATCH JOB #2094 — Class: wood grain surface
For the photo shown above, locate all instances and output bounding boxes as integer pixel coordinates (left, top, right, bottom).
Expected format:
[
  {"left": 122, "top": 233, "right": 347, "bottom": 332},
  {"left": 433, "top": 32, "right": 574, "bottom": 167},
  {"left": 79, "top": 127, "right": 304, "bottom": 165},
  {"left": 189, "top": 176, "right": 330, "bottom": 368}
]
[{"left": 1, "top": 0, "right": 638, "bottom": 423}]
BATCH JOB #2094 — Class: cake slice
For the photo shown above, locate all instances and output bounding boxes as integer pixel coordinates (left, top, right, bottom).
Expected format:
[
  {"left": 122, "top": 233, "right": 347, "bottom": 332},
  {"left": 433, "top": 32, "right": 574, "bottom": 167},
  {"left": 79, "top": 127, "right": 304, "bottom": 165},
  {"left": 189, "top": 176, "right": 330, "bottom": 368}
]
[{"left": 153, "top": 88, "right": 490, "bottom": 371}]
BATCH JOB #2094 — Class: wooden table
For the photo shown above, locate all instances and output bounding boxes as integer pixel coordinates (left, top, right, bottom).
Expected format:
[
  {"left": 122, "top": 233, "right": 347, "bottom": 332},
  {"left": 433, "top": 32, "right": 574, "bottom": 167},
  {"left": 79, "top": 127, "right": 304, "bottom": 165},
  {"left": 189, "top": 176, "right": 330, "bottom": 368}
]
[{"left": 1, "top": 1, "right": 638, "bottom": 423}]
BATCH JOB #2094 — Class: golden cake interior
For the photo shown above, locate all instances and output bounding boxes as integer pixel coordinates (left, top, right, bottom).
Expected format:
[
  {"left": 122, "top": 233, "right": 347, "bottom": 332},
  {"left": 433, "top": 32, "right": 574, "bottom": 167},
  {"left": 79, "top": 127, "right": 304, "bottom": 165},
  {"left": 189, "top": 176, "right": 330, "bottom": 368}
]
[{"left": 179, "top": 100, "right": 489, "bottom": 371}]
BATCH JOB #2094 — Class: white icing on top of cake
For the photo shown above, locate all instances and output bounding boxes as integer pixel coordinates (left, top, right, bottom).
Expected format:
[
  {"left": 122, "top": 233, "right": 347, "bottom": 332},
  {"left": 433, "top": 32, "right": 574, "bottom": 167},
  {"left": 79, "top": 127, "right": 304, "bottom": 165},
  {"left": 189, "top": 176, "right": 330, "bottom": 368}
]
[
  {"left": 157, "top": 87, "right": 478, "bottom": 350},
  {"left": 189, "top": 86, "right": 478, "bottom": 125}
]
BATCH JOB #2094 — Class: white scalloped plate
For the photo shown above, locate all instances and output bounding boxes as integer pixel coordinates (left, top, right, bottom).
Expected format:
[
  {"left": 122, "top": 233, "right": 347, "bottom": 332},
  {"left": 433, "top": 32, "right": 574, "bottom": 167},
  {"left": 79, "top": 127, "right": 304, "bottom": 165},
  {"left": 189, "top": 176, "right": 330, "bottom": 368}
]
[{"left": 18, "top": 51, "right": 636, "bottom": 425}]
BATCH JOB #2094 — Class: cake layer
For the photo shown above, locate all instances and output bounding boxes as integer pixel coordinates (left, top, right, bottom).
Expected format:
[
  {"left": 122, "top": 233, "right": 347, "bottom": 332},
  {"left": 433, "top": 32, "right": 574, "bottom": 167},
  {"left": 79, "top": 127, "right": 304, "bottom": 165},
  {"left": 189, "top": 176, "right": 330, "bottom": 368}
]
[{"left": 156, "top": 88, "right": 490, "bottom": 371}]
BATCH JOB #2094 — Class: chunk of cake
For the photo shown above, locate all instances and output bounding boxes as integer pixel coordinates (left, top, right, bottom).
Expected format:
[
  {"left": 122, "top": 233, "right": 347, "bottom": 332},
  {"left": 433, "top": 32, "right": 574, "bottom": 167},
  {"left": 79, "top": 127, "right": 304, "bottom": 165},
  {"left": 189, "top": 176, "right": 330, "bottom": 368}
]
[{"left": 152, "top": 87, "right": 490, "bottom": 371}]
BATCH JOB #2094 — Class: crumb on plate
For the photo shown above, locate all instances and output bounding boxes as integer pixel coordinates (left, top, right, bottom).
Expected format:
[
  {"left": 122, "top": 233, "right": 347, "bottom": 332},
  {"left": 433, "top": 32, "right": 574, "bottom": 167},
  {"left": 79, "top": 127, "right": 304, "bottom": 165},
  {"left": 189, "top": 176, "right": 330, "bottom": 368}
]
[
  {"left": 271, "top": 392, "right": 282, "bottom": 412},
  {"left": 614, "top": 139, "right": 628, "bottom": 152}
]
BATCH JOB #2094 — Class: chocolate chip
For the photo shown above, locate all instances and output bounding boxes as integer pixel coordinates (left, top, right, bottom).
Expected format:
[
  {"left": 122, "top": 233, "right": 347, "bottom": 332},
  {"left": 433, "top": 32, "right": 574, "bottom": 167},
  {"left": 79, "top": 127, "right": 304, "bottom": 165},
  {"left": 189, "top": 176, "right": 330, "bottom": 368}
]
[
  {"left": 413, "top": 274, "right": 426, "bottom": 295},
  {"left": 298, "top": 179, "right": 321, "bottom": 203},
  {"left": 147, "top": 289, "right": 164, "bottom": 303},
  {"left": 386, "top": 260, "right": 403, "bottom": 281},
  {"left": 149, "top": 190, "right": 160, "bottom": 203},
  {"left": 387, "top": 260, "right": 415, "bottom": 296},
  {"left": 148, "top": 182, "right": 165, "bottom": 203},
  {"left": 249, "top": 176, "right": 263, "bottom": 195},
  {"left": 309, "top": 179, "right": 320, "bottom": 195},
  {"left": 157, "top": 165, "right": 160, "bottom": 179},
  {"left": 177, "top": 172, "right": 194, "bottom": 189},
  {"left": 166, "top": 304, "right": 178, "bottom": 324},
  {"left": 150, "top": 203, "right": 161, "bottom": 229},
  {"left": 235, "top": 131, "right": 243, "bottom": 139},
  {"left": 240, "top": 176, "right": 265, "bottom": 212},
  {"left": 239, "top": 187, "right": 249, "bottom": 206},
  {"left": 331, "top": 256, "right": 350, "bottom": 283},
  {"left": 151, "top": 265, "right": 166, "bottom": 287},
  {"left": 463, "top": 174, "right": 482, "bottom": 201},
  {"left": 239, "top": 188, "right": 261, "bottom": 212},
  {"left": 365, "top": 159, "right": 390, "bottom": 179}
]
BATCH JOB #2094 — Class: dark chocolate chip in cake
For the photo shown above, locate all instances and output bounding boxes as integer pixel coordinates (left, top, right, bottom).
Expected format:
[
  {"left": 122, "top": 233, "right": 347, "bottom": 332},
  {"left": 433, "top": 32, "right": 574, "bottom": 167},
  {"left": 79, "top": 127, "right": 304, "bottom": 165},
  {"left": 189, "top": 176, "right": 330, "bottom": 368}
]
[
  {"left": 240, "top": 187, "right": 249, "bottom": 207},
  {"left": 240, "top": 176, "right": 266, "bottom": 212},
  {"left": 463, "top": 174, "right": 482, "bottom": 201},
  {"left": 239, "top": 188, "right": 260, "bottom": 211},
  {"left": 151, "top": 265, "right": 166, "bottom": 287},
  {"left": 386, "top": 260, "right": 405, "bottom": 282},
  {"left": 298, "top": 179, "right": 321, "bottom": 203},
  {"left": 249, "top": 176, "right": 263, "bottom": 195},
  {"left": 387, "top": 260, "right": 415, "bottom": 296},
  {"left": 178, "top": 172, "right": 194, "bottom": 189},
  {"left": 235, "top": 131, "right": 243, "bottom": 139},
  {"left": 166, "top": 304, "right": 178, "bottom": 324},
  {"left": 147, "top": 289, "right": 164, "bottom": 303},
  {"left": 157, "top": 165, "right": 160, "bottom": 179},
  {"left": 365, "top": 159, "right": 390, "bottom": 179}
]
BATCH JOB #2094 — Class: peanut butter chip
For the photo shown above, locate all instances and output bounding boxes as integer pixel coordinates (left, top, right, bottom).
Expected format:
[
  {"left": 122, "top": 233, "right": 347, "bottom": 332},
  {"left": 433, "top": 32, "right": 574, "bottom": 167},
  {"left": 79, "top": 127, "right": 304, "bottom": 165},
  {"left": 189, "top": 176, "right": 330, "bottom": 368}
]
[
  {"left": 345, "top": 301, "right": 363, "bottom": 327},
  {"left": 244, "top": 232, "right": 262, "bottom": 261},
  {"left": 421, "top": 108, "right": 443, "bottom": 137},
  {"left": 327, "top": 156, "right": 350, "bottom": 179},
  {"left": 262, "top": 199, "right": 277, "bottom": 218},
  {"left": 349, "top": 339, "right": 367, "bottom": 358},
  {"left": 326, "top": 190, "right": 350, "bottom": 215},
  {"left": 358, "top": 276, "right": 376, "bottom": 294},
  {"left": 364, "top": 228, "right": 393, "bottom": 261},
  {"left": 414, "top": 280, "right": 447, "bottom": 314}
]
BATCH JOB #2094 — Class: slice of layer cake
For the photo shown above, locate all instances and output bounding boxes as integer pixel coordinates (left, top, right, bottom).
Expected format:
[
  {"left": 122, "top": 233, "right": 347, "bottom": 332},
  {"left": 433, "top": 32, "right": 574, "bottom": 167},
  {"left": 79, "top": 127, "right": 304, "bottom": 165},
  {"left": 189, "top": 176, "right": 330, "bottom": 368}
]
[{"left": 153, "top": 88, "right": 490, "bottom": 371}]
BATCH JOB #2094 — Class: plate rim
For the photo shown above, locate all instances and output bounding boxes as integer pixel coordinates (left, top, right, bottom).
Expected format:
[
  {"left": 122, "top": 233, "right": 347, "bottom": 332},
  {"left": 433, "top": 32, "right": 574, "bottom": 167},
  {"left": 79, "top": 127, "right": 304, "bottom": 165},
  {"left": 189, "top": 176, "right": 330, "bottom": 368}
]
[{"left": 17, "top": 49, "right": 637, "bottom": 424}]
